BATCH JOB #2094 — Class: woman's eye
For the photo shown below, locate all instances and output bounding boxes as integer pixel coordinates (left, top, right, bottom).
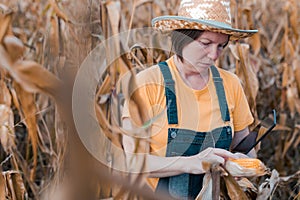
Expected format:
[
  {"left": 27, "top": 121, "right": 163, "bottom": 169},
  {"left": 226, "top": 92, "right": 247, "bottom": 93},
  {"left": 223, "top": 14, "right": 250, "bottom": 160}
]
[
  {"left": 199, "top": 41, "right": 210, "bottom": 46},
  {"left": 198, "top": 41, "right": 226, "bottom": 50}
]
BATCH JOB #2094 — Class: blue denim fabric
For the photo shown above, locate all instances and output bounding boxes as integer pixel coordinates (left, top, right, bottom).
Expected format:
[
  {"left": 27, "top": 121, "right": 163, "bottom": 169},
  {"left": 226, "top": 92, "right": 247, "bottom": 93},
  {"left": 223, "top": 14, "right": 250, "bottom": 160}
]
[
  {"left": 156, "top": 127, "right": 232, "bottom": 199},
  {"left": 210, "top": 65, "right": 230, "bottom": 122},
  {"left": 158, "top": 61, "right": 178, "bottom": 124},
  {"left": 156, "top": 62, "right": 232, "bottom": 199}
]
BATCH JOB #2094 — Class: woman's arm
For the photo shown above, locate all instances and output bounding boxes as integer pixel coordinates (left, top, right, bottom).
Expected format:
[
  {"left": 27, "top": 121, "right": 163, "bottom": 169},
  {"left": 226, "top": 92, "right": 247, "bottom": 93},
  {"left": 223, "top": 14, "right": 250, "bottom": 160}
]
[{"left": 122, "top": 118, "right": 239, "bottom": 178}]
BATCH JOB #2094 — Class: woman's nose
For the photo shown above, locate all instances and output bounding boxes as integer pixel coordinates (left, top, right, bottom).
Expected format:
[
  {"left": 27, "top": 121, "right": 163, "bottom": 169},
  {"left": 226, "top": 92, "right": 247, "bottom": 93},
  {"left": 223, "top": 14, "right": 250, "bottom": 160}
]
[{"left": 207, "top": 45, "right": 220, "bottom": 61}]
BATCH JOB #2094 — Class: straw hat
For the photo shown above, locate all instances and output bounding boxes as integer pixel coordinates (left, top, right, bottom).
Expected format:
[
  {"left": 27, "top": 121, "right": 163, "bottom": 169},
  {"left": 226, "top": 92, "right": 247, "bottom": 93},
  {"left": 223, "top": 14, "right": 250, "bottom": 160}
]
[{"left": 152, "top": 0, "right": 258, "bottom": 40}]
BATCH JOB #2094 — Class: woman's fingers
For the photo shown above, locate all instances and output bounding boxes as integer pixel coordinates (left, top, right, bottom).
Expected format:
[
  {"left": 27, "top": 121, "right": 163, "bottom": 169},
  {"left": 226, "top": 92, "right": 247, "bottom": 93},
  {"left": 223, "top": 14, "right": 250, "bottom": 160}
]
[
  {"left": 210, "top": 155, "right": 225, "bottom": 165},
  {"left": 213, "top": 148, "right": 236, "bottom": 158},
  {"left": 203, "top": 147, "right": 237, "bottom": 161},
  {"left": 199, "top": 148, "right": 229, "bottom": 165},
  {"left": 233, "top": 152, "right": 249, "bottom": 159}
]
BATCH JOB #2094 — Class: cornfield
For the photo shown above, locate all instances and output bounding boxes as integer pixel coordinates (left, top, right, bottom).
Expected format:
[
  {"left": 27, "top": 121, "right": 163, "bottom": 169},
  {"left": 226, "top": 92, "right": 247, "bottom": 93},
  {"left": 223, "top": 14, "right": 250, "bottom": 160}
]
[{"left": 0, "top": 0, "right": 299, "bottom": 199}]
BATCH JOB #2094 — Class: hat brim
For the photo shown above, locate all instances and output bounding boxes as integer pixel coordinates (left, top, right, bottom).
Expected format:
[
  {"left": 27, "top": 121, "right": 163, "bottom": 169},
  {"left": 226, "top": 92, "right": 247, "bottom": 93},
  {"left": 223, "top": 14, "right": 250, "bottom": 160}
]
[{"left": 152, "top": 16, "right": 258, "bottom": 40}]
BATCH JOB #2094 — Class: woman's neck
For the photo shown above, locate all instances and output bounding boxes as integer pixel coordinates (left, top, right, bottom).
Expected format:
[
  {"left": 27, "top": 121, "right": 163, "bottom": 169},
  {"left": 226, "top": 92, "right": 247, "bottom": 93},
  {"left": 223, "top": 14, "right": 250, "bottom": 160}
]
[{"left": 174, "top": 56, "right": 210, "bottom": 90}]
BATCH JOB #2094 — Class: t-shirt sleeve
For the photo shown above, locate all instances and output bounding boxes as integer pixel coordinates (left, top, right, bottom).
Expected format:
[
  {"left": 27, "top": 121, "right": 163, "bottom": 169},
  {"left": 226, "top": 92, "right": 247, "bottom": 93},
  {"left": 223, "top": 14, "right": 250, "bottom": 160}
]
[
  {"left": 230, "top": 75, "right": 254, "bottom": 131},
  {"left": 122, "top": 84, "right": 153, "bottom": 127},
  {"left": 121, "top": 68, "right": 163, "bottom": 127}
]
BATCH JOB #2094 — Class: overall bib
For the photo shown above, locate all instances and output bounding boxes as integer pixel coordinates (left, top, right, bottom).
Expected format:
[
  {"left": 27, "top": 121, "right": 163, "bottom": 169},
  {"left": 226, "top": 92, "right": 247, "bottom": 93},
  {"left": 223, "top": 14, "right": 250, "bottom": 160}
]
[{"left": 155, "top": 62, "right": 233, "bottom": 199}]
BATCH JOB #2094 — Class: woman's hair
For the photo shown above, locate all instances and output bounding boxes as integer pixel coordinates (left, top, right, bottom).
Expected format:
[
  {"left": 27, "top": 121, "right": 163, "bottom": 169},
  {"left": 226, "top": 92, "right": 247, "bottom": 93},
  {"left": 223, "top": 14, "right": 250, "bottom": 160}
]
[{"left": 171, "top": 29, "right": 204, "bottom": 62}]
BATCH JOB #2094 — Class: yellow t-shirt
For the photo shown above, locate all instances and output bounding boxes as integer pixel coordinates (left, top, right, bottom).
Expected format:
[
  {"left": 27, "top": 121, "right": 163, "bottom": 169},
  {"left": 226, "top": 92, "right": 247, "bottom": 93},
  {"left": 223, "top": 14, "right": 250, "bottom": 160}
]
[{"left": 122, "top": 56, "right": 253, "bottom": 189}]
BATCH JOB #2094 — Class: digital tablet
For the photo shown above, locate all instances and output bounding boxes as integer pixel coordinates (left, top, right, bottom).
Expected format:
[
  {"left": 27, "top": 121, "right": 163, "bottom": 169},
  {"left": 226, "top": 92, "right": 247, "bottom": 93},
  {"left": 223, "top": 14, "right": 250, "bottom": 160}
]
[{"left": 232, "top": 110, "right": 277, "bottom": 154}]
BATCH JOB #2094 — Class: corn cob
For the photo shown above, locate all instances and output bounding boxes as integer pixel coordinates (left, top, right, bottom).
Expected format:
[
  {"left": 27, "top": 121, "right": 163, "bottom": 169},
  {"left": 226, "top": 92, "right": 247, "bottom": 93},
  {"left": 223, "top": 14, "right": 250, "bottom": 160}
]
[{"left": 225, "top": 158, "right": 269, "bottom": 177}]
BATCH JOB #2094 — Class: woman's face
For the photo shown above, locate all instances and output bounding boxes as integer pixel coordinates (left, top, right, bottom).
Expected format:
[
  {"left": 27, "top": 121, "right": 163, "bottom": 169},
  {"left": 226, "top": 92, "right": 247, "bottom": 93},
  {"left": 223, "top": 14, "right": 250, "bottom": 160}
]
[{"left": 181, "top": 31, "right": 229, "bottom": 72}]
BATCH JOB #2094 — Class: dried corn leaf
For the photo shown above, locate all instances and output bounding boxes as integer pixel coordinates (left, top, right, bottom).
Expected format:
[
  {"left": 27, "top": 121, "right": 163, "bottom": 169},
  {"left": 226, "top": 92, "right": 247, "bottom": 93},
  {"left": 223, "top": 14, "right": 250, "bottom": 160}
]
[
  {"left": 279, "top": 170, "right": 300, "bottom": 182},
  {"left": 267, "top": 18, "right": 284, "bottom": 53},
  {"left": 286, "top": 83, "right": 299, "bottom": 118},
  {"left": 0, "top": 4, "right": 12, "bottom": 42},
  {"left": 286, "top": 39, "right": 295, "bottom": 59},
  {"left": 257, "top": 169, "right": 280, "bottom": 200},
  {"left": 98, "top": 93, "right": 110, "bottom": 105},
  {"left": 106, "top": 1, "right": 121, "bottom": 36},
  {"left": 14, "top": 83, "right": 39, "bottom": 181},
  {"left": 238, "top": 44, "right": 259, "bottom": 93},
  {"left": 0, "top": 46, "right": 63, "bottom": 101},
  {"left": 223, "top": 171, "right": 250, "bottom": 200},
  {"left": 228, "top": 44, "right": 240, "bottom": 60},
  {"left": 0, "top": 44, "right": 13, "bottom": 71},
  {"left": 94, "top": 101, "right": 123, "bottom": 150},
  {"left": 48, "top": 0, "right": 70, "bottom": 23},
  {"left": 294, "top": 133, "right": 300, "bottom": 148},
  {"left": 293, "top": 58, "right": 300, "bottom": 93},
  {"left": 106, "top": 1, "right": 121, "bottom": 86},
  {"left": 135, "top": 0, "right": 153, "bottom": 7},
  {"left": 234, "top": 43, "right": 259, "bottom": 116},
  {"left": 0, "top": 104, "right": 15, "bottom": 153},
  {"left": 280, "top": 30, "right": 295, "bottom": 60},
  {"left": 4, "top": 171, "right": 26, "bottom": 200},
  {"left": 286, "top": 86, "right": 296, "bottom": 116},
  {"left": 127, "top": 0, "right": 137, "bottom": 34},
  {"left": 121, "top": 71, "right": 148, "bottom": 126},
  {"left": 0, "top": 170, "right": 5, "bottom": 200},
  {"left": 97, "top": 74, "right": 111, "bottom": 96},
  {"left": 197, "top": 164, "right": 250, "bottom": 200},
  {"left": 196, "top": 173, "right": 212, "bottom": 200},
  {"left": 118, "top": 56, "right": 132, "bottom": 77},
  {"left": 248, "top": 32, "right": 261, "bottom": 56},
  {"left": 288, "top": 0, "right": 298, "bottom": 41},
  {"left": 282, "top": 63, "right": 293, "bottom": 88},
  {"left": 54, "top": 105, "right": 66, "bottom": 153},
  {"left": 3, "top": 35, "right": 25, "bottom": 62},
  {"left": 0, "top": 79, "right": 11, "bottom": 106},
  {"left": 196, "top": 164, "right": 229, "bottom": 199},
  {"left": 49, "top": 16, "right": 59, "bottom": 57},
  {"left": 280, "top": 33, "right": 287, "bottom": 59},
  {"left": 9, "top": 86, "right": 20, "bottom": 113},
  {"left": 243, "top": 8, "right": 261, "bottom": 56},
  {"left": 282, "top": 128, "right": 299, "bottom": 158},
  {"left": 270, "top": 123, "right": 290, "bottom": 132},
  {"left": 11, "top": 60, "right": 63, "bottom": 101},
  {"left": 236, "top": 178, "right": 257, "bottom": 193}
]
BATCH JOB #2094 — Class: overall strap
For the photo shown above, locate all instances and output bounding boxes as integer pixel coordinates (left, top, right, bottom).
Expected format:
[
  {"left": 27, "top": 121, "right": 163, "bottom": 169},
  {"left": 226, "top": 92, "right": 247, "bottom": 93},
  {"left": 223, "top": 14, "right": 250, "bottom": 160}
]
[
  {"left": 210, "top": 65, "right": 230, "bottom": 122},
  {"left": 158, "top": 61, "right": 178, "bottom": 124}
]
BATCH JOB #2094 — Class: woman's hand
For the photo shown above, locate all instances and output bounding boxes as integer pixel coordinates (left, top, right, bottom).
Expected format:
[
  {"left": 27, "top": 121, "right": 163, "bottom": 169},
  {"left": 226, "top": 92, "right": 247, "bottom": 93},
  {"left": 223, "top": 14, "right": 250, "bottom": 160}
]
[{"left": 184, "top": 147, "right": 239, "bottom": 174}]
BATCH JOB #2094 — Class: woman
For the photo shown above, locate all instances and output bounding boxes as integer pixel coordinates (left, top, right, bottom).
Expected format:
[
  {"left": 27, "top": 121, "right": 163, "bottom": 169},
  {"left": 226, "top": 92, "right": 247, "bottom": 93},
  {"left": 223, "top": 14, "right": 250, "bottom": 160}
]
[{"left": 122, "top": 0, "right": 258, "bottom": 199}]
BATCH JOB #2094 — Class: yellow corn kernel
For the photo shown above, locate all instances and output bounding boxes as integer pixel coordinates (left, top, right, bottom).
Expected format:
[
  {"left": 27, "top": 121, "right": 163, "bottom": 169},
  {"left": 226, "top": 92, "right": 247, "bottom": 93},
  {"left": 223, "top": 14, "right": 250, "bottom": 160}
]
[{"left": 227, "top": 158, "right": 262, "bottom": 169}]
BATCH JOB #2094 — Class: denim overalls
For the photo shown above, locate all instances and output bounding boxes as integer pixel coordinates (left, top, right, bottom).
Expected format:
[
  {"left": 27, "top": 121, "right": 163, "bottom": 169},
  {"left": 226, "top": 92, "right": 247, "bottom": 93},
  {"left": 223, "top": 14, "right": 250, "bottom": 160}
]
[{"left": 155, "top": 62, "right": 233, "bottom": 199}]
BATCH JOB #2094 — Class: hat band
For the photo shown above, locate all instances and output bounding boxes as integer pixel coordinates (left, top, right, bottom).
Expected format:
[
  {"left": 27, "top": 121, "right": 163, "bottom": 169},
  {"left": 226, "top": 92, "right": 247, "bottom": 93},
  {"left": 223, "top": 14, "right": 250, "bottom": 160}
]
[{"left": 152, "top": 16, "right": 233, "bottom": 29}]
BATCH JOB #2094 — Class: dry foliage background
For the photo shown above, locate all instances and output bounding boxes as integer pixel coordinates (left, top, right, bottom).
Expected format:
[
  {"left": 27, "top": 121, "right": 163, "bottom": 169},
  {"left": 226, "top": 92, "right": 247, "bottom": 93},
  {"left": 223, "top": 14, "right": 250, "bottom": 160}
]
[{"left": 0, "top": 0, "right": 299, "bottom": 199}]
